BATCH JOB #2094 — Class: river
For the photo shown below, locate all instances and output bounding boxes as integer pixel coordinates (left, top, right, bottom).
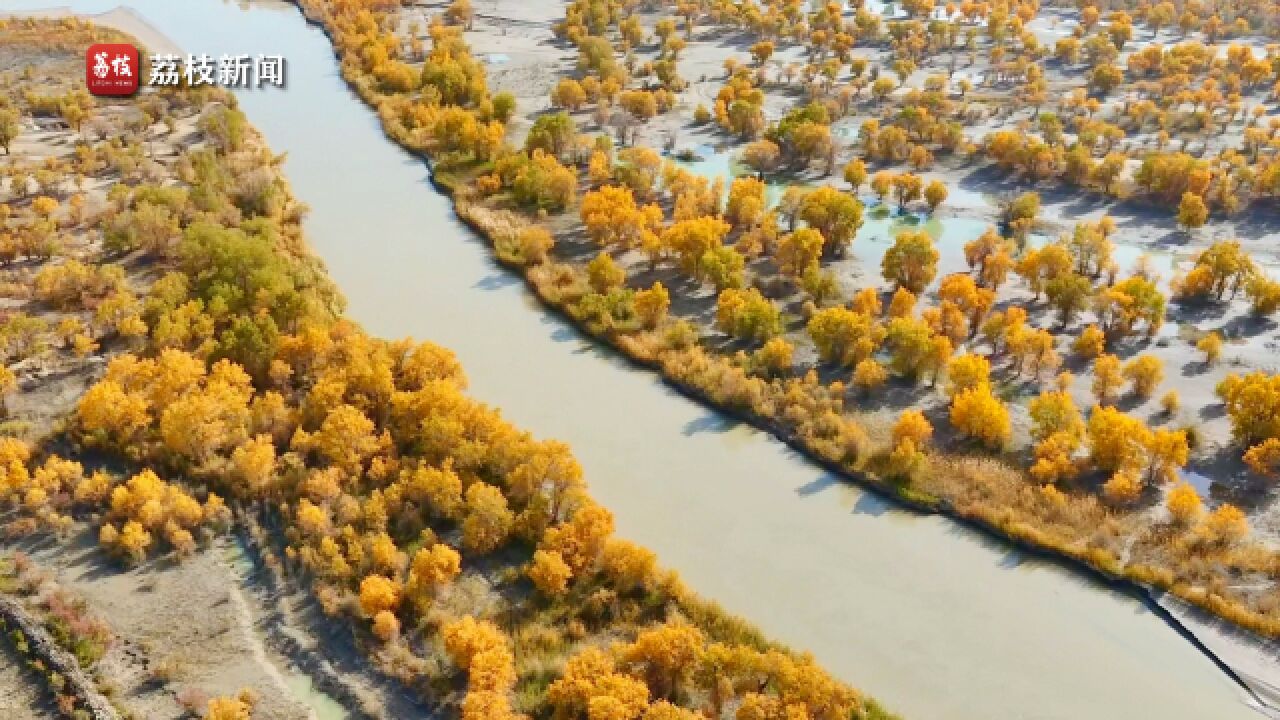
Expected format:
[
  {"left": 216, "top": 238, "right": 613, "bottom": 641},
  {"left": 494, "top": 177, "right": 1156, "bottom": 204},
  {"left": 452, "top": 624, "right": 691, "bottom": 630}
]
[{"left": 5, "top": 2, "right": 1266, "bottom": 718}]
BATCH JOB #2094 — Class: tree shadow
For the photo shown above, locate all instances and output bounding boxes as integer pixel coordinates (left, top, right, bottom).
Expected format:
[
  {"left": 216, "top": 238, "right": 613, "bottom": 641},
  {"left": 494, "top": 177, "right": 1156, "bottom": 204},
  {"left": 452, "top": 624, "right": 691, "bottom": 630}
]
[
  {"left": 1185, "top": 447, "right": 1278, "bottom": 512},
  {"left": 1197, "top": 402, "right": 1226, "bottom": 421},
  {"left": 1180, "top": 359, "right": 1211, "bottom": 377},
  {"left": 473, "top": 272, "right": 520, "bottom": 291},
  {"left": 795, "top": 474, "right": 838, "bottom": 498},
  {"left": 1221, "top": 314, "right": 1276, "bottom": 339},
  {"left": 852, "top": 491, "right": 892, "bottom": 516},
  {"left": 682, "top": 411, "right": 740, "bottom": 436}
]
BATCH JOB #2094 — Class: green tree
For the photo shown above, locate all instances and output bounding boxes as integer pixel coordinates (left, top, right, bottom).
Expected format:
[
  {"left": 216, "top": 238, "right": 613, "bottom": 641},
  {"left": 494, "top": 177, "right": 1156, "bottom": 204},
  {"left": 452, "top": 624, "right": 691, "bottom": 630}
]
[
  {"left": 882, "top": 231, "right": 939, "bottom": 293},
  {"left": 525, "top": 112, "right": 578, "bottom": 159},
  {"left": 807, "top": 308, "right": 882, "bottom": 366},
  {"left": 1045, "top": 273, "right": 1093, "bottom": 326},
  {"left": 799, "top": 187, "right": 863, "bottom": 259}
]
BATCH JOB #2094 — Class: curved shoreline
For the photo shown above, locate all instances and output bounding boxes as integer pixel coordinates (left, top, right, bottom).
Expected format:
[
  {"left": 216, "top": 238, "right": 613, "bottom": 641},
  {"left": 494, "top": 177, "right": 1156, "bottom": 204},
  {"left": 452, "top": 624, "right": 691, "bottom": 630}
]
[{"left": 273, "top": 0, "right": 1280, "bottom": 709}]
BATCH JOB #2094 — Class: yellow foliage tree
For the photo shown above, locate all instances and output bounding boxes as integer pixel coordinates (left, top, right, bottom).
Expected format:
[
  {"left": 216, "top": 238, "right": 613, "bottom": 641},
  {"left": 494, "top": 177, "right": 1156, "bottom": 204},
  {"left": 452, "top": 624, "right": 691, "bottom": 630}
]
[
  {"left": 600, "top": 538, "right": 657, "bottom": 591},
  {"left": 76, "top": 380, "right": 150, "bottom": 447},
  {"left": 541, "top": 503, "right": 614, "bottom": 575},
  {"left": 1166, "top": 482, "right": 1203, "bottom": 525},
  {"left": 775, "top": 228, "right": 823, "bottom": 278},
  {"left": 358, "top": 574, "right": 402, "bottom": 616},
  {"left": 115, "top": 520, "right": 152, "bottom": 564},
  {"left": 882, "top": 230, "right": 939, "bottom": 292},
  {"left": 807, "top": 308, "right": 882, "bottom": 366},
  {"left": 462, "top": 482, "right": 514, "bottom": 554},
  {"left": 1216, "top": 371, "right": 1280, "bottom": 445},
  {"left": 949, "top": 382, "right": 1011, "bottom": 450},
  {"left": 1201, "top": 504, "right": 1249, "bottom": 544},
  {"left": 204, "top": 696, "right": 252, "bottom": 720},
  {"left": 1122, "top": 354, "right": 1164, "bottom": 399},
  {"left": 373, "top": 610, "right": 400, "bottom": 642},
  {"left": 407, "top": 543, "right": 461, "bottom": 602},
  {"left": 443, "top": 615, "right": 508, "bottom": 671},
  {"left": 851, "top": 358, "right": 888, "bottom": 392},
  {"left": 892, "top": 410, "right": 933, "bottom": 447},
  {"left": 635, "top": 282, "right": 670, "bottom": 329},
  {"left": 946, "top": 353, "right": 990, "bottom": 398},
  {"left": 1030, "top": 431, "right": 1080, "bottom": 484},
  {"left": 623, "top": 622, "right": 705, "bottom": 701},
  {"left": 1087, "top": 405, "right": 1152, "bottom": 473},
  {"left": 1103, "top": 469, "right": 1143, "bottom": 504},
  {"left": 527, "top": 549, "right": 572, "bottom": 595},
  {"left": 887, "top": 287, "right": 916, "bottom": 318},
  {"left": 229, "top": 434, "right": 276, "bottom": 498},
  {"left": 753, "top": 338, "right": 794, "bottom": 378},
  {"left": 1072, "top": 324, "right": 1106, "bottom": 358},
  {"left": 1244, "top": 438, "right": 1280, "bottom": 477},
  {"left": 1092, "top": 354, "right": 1124, "bottom": 405},
  {"left": 1146, "top": 429, "right": 1189, "bottom": 485},
  {"left": 1196, "top": 332, "right": 1222, "bottom": 366},
  {"left": 1028, "top": 390, "right": 1084, "bottom": 442}
]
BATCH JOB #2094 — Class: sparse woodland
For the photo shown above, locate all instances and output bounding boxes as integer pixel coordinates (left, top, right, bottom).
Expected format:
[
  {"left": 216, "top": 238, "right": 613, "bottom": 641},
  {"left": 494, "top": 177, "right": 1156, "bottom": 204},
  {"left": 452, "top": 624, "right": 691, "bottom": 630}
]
[
  {"left": 291, "top": 0, "right": 1280, "bottom": 646},
  {"left": 0, "top": 14, "right": 894, "bottom": 720}
]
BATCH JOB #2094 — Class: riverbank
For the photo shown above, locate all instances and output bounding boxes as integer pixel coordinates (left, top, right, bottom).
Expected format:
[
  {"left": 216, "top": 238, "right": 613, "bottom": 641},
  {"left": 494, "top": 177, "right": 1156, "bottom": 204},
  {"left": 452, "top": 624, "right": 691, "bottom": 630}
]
[
  {"left": 1159, "top": 591, "right": 1280, "bottom": 718},
  {"left": 287, "top": 0, "right": 1280, "bottom": 694},
  {"left": 0, "top": 629, "right": 58, "bottom": 719},
  {"left": 0, "top": 10, "right": 894, "bottom": 720},
  {"left": 454, "top": 157, "right": 1280, "bottom": 713},
  {"left": 0, "top": 15, "right": 348, "bottom": 719}
]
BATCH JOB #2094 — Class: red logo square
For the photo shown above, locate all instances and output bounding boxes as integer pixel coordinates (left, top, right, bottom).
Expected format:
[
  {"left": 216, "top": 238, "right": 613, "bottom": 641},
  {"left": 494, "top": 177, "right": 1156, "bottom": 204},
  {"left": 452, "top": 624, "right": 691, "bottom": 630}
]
[{"left": 86, "top": 44, "right": 140, "bottom": 96}]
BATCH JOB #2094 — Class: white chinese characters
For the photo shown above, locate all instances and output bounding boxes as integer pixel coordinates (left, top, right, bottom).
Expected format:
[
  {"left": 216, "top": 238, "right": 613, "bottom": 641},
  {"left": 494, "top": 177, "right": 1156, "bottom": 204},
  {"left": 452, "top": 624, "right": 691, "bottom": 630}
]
[
  {"left": 111, "top": 53, "right": 133, "bottom": 78},
  {"left": 92, "top": 51, "right": 110, "bottom": 79},
  {"left": 148, "top": 54, "right": 181, "bottom": 86},
  {"left": 218, "top": 55, "right": 253, "bottom": 88},
  {"left": 93, "top": 50, "right": 133, "bottom": 79},
  {"left": 146, "top": 54, "right": 287, "bottom": 88}
]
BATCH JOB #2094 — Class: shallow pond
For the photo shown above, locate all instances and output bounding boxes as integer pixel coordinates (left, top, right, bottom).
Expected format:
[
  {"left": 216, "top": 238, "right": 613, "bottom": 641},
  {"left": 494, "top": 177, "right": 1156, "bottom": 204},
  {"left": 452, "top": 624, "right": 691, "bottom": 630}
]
[{"left": 675, "top": 145, "right": 1186, "bottom": 287}]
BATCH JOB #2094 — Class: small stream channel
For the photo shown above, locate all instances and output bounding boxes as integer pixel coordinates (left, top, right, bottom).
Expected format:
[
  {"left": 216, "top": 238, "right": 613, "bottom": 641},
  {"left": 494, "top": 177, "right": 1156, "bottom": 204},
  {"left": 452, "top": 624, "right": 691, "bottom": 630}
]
[{"left": 224, "top": 540, "right": 350, "bottom": 720}]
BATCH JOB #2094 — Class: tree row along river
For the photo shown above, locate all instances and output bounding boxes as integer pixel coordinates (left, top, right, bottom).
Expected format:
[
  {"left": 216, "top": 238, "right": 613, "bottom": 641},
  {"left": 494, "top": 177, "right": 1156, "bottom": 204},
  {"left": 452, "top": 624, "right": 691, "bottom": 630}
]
[{"left": 6, "top": 1, "right": 1264, "bottom": 718}]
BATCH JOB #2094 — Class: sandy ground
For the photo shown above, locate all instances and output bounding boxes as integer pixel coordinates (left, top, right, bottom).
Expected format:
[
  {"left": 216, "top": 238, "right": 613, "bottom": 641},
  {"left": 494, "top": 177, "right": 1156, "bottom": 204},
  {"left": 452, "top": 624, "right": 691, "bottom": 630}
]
[
  {"left": 4, "top": 6, "right": 185, "bottom": 55},
  {"left": 12, "top": 528, "right": 312, "bottom": 720},
  {"left": 0, "top": 17, "right": 208, "bottom": 441},
  {"left": 0, "top": 635, "right": 58, "bottom": 719},
  {"left": 7, "top": 523, "right": 425, "bottom": 720}
]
